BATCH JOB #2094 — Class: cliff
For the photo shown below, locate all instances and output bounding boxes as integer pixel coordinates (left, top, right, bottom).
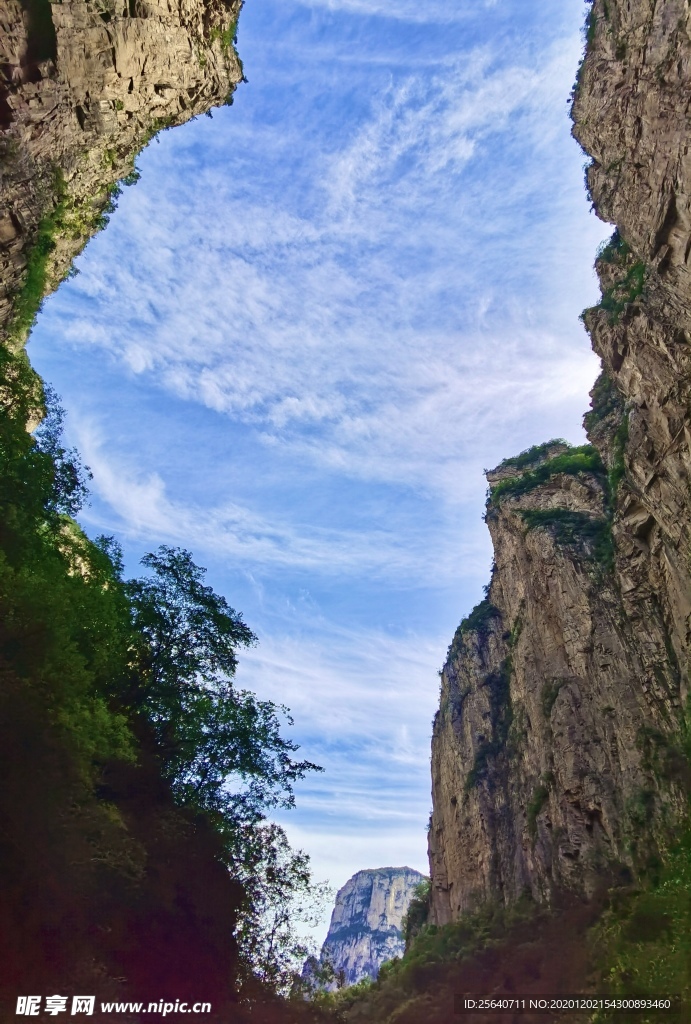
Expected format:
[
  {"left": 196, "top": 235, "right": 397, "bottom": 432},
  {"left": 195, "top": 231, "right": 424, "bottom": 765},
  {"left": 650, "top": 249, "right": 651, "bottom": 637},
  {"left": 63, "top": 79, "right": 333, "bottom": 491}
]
[
  {"left": 0, "top": 0, "right": 244, "bottom": 347},
  {"left": 316, "top": 868, "right": 425, "bottom": 987},
  {"left": 428, "top": 0, "right": 691, "bottom": 926}
]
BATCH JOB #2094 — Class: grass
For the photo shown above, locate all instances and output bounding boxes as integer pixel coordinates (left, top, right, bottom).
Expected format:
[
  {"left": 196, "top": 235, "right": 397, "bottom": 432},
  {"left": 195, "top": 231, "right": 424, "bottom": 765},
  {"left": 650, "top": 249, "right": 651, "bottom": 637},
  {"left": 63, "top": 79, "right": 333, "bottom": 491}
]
[{"left": 489, "top": 445, "right": 605, "bottom": 504}]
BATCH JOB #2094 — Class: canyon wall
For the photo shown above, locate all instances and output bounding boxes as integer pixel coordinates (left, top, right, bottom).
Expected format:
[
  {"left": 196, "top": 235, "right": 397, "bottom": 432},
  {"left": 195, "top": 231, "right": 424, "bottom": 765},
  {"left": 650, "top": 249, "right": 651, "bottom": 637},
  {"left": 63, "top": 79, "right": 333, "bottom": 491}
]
[
  {"left": 428, "top": 0, "right": 691, "bottom": 925},
  {"left": 0, "top": 0, "right": 243, "bottom": 346}
]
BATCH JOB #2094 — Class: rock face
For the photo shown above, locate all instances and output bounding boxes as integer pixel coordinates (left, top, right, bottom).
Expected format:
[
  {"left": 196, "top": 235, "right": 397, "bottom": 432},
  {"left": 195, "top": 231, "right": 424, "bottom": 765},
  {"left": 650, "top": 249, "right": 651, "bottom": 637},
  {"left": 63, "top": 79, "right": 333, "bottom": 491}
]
[
  {"left": 0, "top": 0, "right": 243, "bottom": 346},
  {"left": 318, "top": 867, "right": 425, "bottom": 987},
  {"left": 428, "top": 0, "right": 691, "bottom": 926}
]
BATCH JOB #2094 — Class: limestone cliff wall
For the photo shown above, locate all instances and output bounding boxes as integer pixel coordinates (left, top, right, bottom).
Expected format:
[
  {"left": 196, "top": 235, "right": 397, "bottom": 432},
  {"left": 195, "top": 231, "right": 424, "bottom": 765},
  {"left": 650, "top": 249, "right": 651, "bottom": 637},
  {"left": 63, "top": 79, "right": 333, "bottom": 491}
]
[
  {"left": 0, "top": 0, "right": 243, "bottom": 346},
  {"left": 318, "top": 867, "right": 425, "bottom": 987},
  {"left": 429, "top": 0, "right": 691, "bottom": 926}
]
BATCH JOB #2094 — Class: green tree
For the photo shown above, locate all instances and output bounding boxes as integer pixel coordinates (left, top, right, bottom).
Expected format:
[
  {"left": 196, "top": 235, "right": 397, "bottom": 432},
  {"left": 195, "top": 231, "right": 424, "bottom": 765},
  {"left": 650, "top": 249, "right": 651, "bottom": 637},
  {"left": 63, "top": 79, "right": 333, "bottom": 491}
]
[
  {"left": 122, "top": 546, "right": 327, "bottom": 990},
  {"left": 124, "top": 546, "right": 321, "bottom": 824}
]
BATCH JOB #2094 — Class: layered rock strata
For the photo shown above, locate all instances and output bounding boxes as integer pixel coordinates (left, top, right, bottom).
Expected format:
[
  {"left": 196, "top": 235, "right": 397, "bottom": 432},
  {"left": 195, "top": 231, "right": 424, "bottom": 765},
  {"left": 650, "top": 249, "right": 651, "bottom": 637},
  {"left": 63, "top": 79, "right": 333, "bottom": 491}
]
[
  {"left": 429, "top": 0, "right": 691, "bottom": 925},
  {"left": 316, "top": 867, "right": 425, "bottom": 987},
  {"left": 0, "top": 0, "right": 243, "bottom": 346}
]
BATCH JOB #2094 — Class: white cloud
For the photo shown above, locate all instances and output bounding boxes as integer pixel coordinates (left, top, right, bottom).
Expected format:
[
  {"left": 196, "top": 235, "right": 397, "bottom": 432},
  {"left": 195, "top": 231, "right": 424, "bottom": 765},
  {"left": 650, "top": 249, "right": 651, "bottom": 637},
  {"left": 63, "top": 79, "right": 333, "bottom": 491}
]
[
  {"left": 284, "top": 0, "right": 494, "bottom": 25},
  {"left": 75, "top": 419, "right": 490, "bottom": 580}
]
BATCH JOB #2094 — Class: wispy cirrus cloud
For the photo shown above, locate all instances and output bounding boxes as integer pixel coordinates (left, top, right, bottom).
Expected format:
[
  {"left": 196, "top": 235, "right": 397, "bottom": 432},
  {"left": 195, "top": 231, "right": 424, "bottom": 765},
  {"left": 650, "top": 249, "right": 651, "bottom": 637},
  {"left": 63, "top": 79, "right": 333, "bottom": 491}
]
[
  {"left": 74, "top": 418, "right": 491, "bottom": 580},
  {"left": 45, "top": 28, "right": 601, "bottom": 504}
]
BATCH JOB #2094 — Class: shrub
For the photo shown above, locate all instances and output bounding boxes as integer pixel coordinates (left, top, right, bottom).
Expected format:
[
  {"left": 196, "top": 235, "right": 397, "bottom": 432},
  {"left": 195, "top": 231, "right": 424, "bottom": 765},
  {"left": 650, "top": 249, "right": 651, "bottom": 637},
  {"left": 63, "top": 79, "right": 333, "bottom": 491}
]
[
  {"left": 608, "top": 411, "right": 629, "bottom": 500},
  {"left": 540, "top": 678, "right": 569, "bottom": 719},
  {"left": 527, "top": 783, "right": 551, "bottom": 839},
  {"left": 496, "top": 439, "right": 568, "bottom": 473},
  {"left": 596, "top": 229, "right": 631, "bottom": 265},
  {"left": 584, "top": 371, "right": 622, "bottom": 434},
  {"left": 597, "top": 261, "right": 646, "bottom": 323},
  {"left": 402, "top": 879, "right": 431, "bottom": 947},
  {"left": 489, "top": 446, "right": 604, "bottom": 504},
  {"left": 447, "top": 599, "right": 500, "bottom": 661}
]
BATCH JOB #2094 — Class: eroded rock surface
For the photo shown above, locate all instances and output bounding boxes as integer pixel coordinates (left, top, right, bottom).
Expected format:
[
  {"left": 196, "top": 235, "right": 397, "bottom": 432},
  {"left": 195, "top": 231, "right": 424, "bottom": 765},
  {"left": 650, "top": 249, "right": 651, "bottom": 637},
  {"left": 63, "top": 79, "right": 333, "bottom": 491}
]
[
  {"left": 0, "top": 0, "right": 243, "bottom": 345},
  {"left": 429, "top": 0, "right": 691, "bottom": 925}
]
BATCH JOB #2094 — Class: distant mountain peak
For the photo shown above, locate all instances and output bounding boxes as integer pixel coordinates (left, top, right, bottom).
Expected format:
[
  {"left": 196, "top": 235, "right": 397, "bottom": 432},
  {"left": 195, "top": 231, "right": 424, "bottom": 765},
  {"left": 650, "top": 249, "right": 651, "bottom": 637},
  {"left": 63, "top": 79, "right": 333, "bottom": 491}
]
[{"left": 309, "top": 866, "right": 426, "bottom": 989}]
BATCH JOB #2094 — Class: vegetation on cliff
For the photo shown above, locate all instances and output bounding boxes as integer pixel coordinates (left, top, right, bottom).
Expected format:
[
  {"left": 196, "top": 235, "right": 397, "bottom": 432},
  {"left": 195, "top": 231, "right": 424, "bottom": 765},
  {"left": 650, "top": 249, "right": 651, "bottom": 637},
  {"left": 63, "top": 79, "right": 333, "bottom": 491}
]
[{"left": 488, "top": 445, "right": 604, "bottom": 504}]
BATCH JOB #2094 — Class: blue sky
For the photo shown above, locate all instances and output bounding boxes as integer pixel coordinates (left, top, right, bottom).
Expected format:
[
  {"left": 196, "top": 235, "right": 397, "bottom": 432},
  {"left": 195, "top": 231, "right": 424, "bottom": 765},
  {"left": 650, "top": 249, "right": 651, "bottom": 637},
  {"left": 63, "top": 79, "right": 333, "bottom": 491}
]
[{"left": 29, "top": 0, "right": 610, "bottom": 940}]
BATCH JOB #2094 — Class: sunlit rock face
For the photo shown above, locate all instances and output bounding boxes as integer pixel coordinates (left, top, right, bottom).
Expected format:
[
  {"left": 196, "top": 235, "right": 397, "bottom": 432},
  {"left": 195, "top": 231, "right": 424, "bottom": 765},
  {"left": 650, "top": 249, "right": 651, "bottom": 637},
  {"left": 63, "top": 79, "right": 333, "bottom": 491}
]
[
  {"left": 428, "top": 0, "right": 691, "bottom": 927},
  {"left": 0, "top": 0, "right": 243, "bottom": 344},
  {"left": 573, "top": 0, "right": 691, "bottom": 686},
  {"left": 318, "top": 867, "right": 425, "bottom": 987}
]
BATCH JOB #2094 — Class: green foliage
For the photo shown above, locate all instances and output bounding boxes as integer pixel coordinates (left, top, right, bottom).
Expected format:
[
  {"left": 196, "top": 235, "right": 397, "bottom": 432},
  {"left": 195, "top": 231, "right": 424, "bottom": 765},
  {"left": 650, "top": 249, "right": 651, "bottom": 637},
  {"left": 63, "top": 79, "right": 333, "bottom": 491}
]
[
  {"left": 142, "top": 114, "right": 175, "bottom": 147},
  {"left": 586, "top": 5, "right": 597, "bottom": 46},
  {"left": 508, "top": 613, "right": 523, "bottom": 649},
  {"left": 0, "top": 347, "right": 325, "bottom": 998},
  {"left": 496, "top": 439, "right": 568, "bottom": 473},
  {"left": 635, "top": 713, "right": 691, "bottom": 792},
  {"left": 234, "top": 823, "right": 333, "bottom": 995},
  {"left": 519, "top": 508, "right": 614, "bottom": 571},
  {"left": 591, "top": 830, "right": 691, "bottom": 1020},
  {"left": 489, "top": 445, "right": 604, "bottom": 503},
  {"left": 584, "top": 370, "right": 622, "bottom": 434},
  {"left": 541, "top": 678, "right": 567, "bottom": 719},
  {"left": 7, "top": 159, "right": 144, "bottom": 343},
  {"left": 210, "top": 16, "right": 239, "bottom": 51},
  {"left": 402, "top": 879, "right": 431, "bottom": 947},
  {"left": 527, "top": 782, "right": 551, "bottom": 839},
  {"left": 447, "top": 598, "right": 500, "bottom": 661},
  {"left": 366, "top": 897, "right": 539, "bottom": 1001},
  {"left": 596, "top": 229, "right": 631, "bottom": 265},
  {"left": 8, "top": 166, "right": 68, "bottom": 342},
  {"left": 0, "top": 351, "right": 135, "bottom": 777},
  {"left": 570, "top": 0, "right": 596, "bottom": 106},
  {"left": 464, "top": 657, "right": 513, "bottom": 794},
  {"left": 608, "top": 410, "right": 630, "bottom": 500},
  {"left": 597, "top": 261, "right": 646, "bottom": 323},
  {"left": 124, "top": 545, "right": 321, "bottom": 828}
]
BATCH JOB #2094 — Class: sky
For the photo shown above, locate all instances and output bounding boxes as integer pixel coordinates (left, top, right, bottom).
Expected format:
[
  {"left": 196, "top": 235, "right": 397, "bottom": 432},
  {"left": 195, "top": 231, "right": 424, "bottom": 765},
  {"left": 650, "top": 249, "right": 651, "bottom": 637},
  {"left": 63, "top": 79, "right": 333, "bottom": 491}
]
[{"left": 28, "top": 0, "right": 611, "bottom": 943}]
